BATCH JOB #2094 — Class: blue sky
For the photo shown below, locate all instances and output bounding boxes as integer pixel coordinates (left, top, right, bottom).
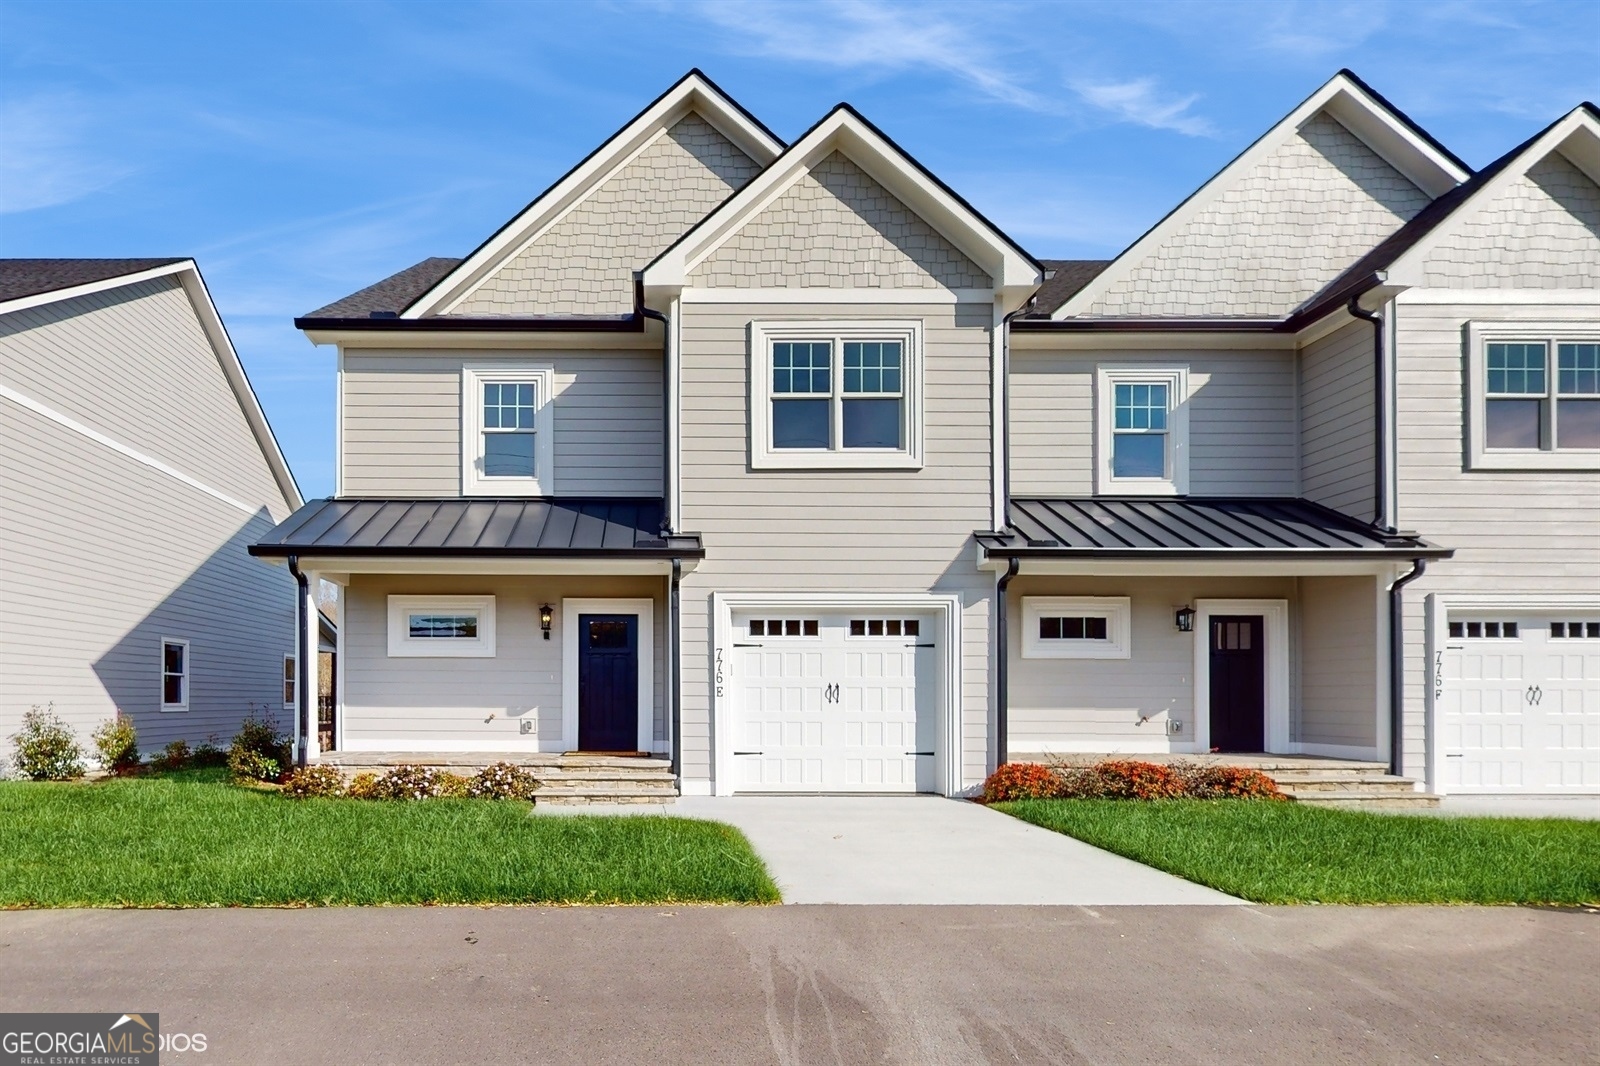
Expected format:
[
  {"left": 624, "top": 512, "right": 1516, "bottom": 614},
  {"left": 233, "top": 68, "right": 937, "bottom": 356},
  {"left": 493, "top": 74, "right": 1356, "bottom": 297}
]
[{"left": 3, "top": 0, "right": 1597, "bottom": 498}]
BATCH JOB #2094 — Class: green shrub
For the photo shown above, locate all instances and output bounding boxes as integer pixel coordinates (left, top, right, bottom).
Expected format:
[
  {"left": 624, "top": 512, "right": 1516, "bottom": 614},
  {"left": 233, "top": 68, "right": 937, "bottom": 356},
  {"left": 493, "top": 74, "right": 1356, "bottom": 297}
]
[
  {"left": 467, "top": 762, "right": 540, "bottom": 800},
  {"left": 346, "top": 772, "right": 382, "bottom": 799},
  {"left": 436, "top": 772, "right": 471, "bottom": 798},
  {"left": 228, "top": 748, "right": 280, "bottom": 783},
  {"left": 190, "top": 740, "right": 227, "bottom": 768},
  {"left": 9, "top": 705, "right": 85, "bottom": 781},
  {"left": 91, "top": 714, "right": 140, "bottom": 775},
  {"left": 151, "top": 739, "right": 190, "bottom": 772},
  {"left": 280, "top": 765, "right": 347, "bottom": 798}
]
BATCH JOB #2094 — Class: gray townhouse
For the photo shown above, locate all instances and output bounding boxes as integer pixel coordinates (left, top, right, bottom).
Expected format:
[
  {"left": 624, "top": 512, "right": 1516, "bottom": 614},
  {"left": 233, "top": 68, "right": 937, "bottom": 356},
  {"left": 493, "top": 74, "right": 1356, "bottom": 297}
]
[{"left": 251, "top": 70, "right": 1600, "bottom": 800}]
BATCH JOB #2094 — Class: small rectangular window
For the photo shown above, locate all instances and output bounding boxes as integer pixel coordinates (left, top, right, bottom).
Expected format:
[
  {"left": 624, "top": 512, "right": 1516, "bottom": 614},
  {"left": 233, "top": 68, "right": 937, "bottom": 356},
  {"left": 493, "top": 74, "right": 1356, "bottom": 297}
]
[
  {"left": 462, "top": 366, "right": 553, "bottom": 495},
  {"left": 1551, "top": 621, "right": 1600, "bottom": 639},
  {"left": 283, "top": 654, "right": 297, "bottom": 709},
  {"left": 388, "top": 596, "right": 495, "bottom": 657},
  {"left": 1097, "top": 368, "right": 1187, "bottom": 495},
  {"left": 749, "top": 618, "right": 819, "bottom": 638},
  {"left": 1038, "top": 616, "right": 1110, "bottom": 641},
  {"left": 408, "top": 613, "right": 479, "bottom": 639},
  {"left": 1023, "top": 597, "right": 1130, "bottom": 659},
  {"left": 847, "top": 618, "right": 923, "bottom": 639},
  {"left": 162, "top": 640, "right": 189, "bottom": 710},
  {"left": 1452, "top": 620, "right": 1520, "bottom": 640}
]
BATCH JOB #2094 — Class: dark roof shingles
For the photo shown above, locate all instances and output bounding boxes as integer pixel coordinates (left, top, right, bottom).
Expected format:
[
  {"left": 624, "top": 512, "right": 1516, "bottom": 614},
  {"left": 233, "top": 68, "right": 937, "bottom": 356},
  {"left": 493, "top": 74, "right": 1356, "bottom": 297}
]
[
  {"left": 1031, "top": 260, "right": 1113, "bottom": 315},
  {"left": 0, "top": 258, "right": 186, "bottom": 305},
  {"left": 301, "top": 257, "right": 463, "bottom": 320}
]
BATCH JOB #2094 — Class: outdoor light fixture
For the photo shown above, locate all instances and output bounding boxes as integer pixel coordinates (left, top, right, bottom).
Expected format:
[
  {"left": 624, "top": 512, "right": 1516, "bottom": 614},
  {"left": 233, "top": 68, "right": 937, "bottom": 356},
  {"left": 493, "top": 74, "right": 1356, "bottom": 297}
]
[
  {"left": 539, "top": 603, "right": 554, "bottom": 639},
  {"left": 1175, "top": 606, "right": 1196, "bottom": 632}
]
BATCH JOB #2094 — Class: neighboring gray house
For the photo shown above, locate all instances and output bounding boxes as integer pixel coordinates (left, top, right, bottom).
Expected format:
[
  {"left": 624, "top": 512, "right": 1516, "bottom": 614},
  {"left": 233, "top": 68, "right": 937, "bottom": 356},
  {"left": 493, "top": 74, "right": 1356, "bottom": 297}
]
[
  {"left": 1, "top": 259, "right": 303, "bottom": 758},
  {"left": 253, "top": 69, "right": 1600, "bottom": 799}
]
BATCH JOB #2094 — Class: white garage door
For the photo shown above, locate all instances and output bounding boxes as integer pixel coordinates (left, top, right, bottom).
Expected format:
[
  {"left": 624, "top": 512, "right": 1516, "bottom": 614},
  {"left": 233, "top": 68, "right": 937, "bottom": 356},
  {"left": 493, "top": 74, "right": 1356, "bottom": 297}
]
[
  {"left": 1440, "top": 614, "right": 1600, "bottom": 792},
  {"left": 732, "top": 612, "right": 937, "bottom": 792}
]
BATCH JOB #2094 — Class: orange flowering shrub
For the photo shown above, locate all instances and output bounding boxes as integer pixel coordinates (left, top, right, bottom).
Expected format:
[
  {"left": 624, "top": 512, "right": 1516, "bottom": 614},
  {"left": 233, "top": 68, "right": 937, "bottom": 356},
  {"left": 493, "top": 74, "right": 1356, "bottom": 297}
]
[
  {"left": 981, "top": 762, "right": 1064, "bottom": 802},
  {"left": 1075, "top": 759, "right": 1186, "bottom": 799},
  {"left": 1177, "top": 764, "right": 1286, "bottom": 800}
]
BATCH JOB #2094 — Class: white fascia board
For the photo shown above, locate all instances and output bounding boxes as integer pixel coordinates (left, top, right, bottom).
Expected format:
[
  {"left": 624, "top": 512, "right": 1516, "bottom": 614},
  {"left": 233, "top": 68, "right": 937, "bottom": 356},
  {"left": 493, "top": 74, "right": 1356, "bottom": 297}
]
[
  {"left": 1386, "top": 111, "right": 1600, "bottom": 287},
  {"left": 403, "top": 73, "right": 783, "bottom": 320},
  {"left": 643, "top": 108, "right": 1042, "bottom": 309},
  {"left": 1052, "top": 73, "right": 1468, "bottom": 320}
]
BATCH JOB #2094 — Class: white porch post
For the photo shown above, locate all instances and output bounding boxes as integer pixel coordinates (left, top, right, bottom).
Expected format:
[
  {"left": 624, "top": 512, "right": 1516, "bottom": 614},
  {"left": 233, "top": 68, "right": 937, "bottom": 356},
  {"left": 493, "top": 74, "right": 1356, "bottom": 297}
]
[{"left": 301, "top": 570, "right": 320, "bottom": 763}]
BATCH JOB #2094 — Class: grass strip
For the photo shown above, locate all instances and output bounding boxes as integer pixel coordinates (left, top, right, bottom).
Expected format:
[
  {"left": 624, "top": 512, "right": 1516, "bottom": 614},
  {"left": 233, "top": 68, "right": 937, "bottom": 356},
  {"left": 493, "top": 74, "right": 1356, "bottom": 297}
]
[
  {"left": 0, "top": 769, "right": 779, "bottom": 907},
  {"left": 996, "top": 798, "right": 1600, "bottom": 905}
]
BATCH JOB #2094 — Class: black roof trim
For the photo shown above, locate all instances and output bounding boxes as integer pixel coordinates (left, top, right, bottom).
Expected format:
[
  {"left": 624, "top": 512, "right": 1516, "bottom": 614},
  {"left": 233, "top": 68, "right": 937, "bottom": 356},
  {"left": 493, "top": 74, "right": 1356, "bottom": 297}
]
[
  {"left": 250, "top": 497, "right": 703, "bottom": 558},
  {"left": 0, "top": 258, "right": 187, "bottom": 305},
  {"left": 643, "top": 100, "right": 1044, "bottom": 281},
  {"left": 1334, "top": 68, "right": 1473, "bottom": 175},
  {"left": 396, "top": 69, "right": 784, "bottom": 318},
  {"left": 981, "top": 497, "right": 1450, "bottom": 559},
  {"left": 294, "top": 313, "right": 645, "bottom": 333},
  {"left": 1013, "top": 316, "right": 1288, "bottom": 334}
]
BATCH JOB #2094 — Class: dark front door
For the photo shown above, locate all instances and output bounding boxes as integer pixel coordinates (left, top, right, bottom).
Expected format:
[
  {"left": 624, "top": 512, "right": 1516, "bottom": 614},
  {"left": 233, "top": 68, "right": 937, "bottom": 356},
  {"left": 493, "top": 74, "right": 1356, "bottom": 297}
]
[
  {"left": 578, "top": 614, "right": 639, "bottom": 752},
  {"left": 1209, "top": 615, "right": 1265, "bottom": 752}
]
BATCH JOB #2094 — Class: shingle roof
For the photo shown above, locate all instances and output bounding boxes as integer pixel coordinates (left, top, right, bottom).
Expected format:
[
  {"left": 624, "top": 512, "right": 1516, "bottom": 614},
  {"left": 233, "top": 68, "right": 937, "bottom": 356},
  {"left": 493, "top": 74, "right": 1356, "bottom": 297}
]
[
  {"left": 250, "top": 497, "right": 703, "bottom": 558},
  {"left": 1031, "top": 260, "right": 1113, "bottom": 315},
  {"left": 0, "top": 258, "right": 186, "bottom": 305},
  {"left": 980, "top": 497, "right": 1449, "bottom": 558},
  {"left": 300, "top": 257, "right": 463, "bottom": 320}
]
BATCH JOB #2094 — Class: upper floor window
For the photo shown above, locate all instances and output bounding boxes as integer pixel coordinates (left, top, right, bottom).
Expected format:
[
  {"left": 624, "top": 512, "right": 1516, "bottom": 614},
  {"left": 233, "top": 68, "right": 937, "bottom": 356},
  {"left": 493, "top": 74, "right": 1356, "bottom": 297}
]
[
  {"left": 461, "top": 365, "right": 554, "bottom": 495},
  {"left": 1095, "top": 366, "right": 1189, "bottom": 495},
  {"left": 1467, "top": 325, "right": 1600, "bottom": 471},
  {"left": 749, "top": 321, "right": 923, "bottom": 470}
]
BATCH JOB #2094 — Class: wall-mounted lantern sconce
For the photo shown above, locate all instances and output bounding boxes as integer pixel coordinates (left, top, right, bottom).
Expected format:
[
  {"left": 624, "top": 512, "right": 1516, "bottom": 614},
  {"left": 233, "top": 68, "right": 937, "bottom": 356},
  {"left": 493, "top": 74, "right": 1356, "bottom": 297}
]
[
  {"left": 539, "top": 604, "right": 554, "bottom": 640},
  {"left": 1175, "top": 606, "right": 1196, "bottom": 633}
]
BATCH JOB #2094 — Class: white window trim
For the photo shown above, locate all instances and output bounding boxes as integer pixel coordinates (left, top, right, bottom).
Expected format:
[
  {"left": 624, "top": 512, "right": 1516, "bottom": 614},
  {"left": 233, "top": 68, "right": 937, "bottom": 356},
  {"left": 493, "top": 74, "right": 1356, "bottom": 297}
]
[
  {"left": 161, "top": 638, "right": 189, "bottom": 712},
  {"left": 461, "top": 364, "right": 555, "bottom": 495},
  {"left": 387, "top": 595, "right": 496, "bottom": 658},
  {"left": 748, "top": 319, "right": 924, "bottom": 470},
  {"left": 561, "top": 598, "right": 657, "bottom": 754},
  {"left": 283, "top": 653, "right": 297, "bottom": 711},
  {"left": 1021, "top": 596, "right": 1131, "bottom": 659},
  {"left": 1465, "top": 322, "right": 1600, "bottom": 471},
  {"left": 1095, "top": 365, "right": 1189, "bottom": 495}
]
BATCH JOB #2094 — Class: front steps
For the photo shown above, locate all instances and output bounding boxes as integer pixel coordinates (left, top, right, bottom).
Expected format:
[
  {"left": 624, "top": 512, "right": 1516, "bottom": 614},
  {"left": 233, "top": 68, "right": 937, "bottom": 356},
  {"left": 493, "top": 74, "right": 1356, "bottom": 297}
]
[
  {"left": 316, "top": 752, "right": 678, "bottom": 805},
  {"left": 1019, "top": 752, "right": 1440, "bottom": 809}
]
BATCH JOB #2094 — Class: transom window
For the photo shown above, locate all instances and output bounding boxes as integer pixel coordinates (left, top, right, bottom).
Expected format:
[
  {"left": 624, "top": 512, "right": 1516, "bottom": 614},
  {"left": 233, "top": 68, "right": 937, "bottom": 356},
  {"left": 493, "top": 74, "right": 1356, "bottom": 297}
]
[
  {"left": 1448, "top": 621, "right": 1519, "bottom": 639},
  {"left": 1096, "top": 367, "right": 1188, "bottom": 495},
  {"left": 388, "top": 596, "right": 496, "bottom": 657},
  {"left": 1551, "top": 622, "right": 1600, "bottom": 639},
  {"left": 748, "top": 618, "right": 819, "bottom": 638},
  {"left": 461, "top": 365, "right": 553, "bottom": 495},
  {"left": 408, "top": 613, "right": 480, "bottom": 639},
  {"left": 1038, "top": 615, "right": 1109, "bottom": 641},
  {"left": 162, "top": 639, "right": 189, "bottom": 710},
  {"left": 1468, "top": 327, "right": 1600, "bottom": 469},
  {"left": 750, "top": 321, "right": 923, "bottom": 470},
  {"left": 1022, "top": 597, "right": 1131, "bottom": 659},
  {"left": 849, "top": 618, "right": 920, "bottom": 638}
]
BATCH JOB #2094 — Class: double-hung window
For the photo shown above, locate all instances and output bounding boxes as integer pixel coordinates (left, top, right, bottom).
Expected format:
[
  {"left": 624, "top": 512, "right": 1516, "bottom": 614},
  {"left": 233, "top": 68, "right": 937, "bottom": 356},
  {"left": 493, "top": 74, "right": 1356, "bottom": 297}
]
[
  {"left": 162, "top": 639, "right": 189, "bottom": 711},
  {"left": 1095, "top": 366, "right": 1188, "bottom": 494},
  {"left": 751, "top": 321, "right": 923, "bottom": 469},
  {"left": 461, "top": 365, "right": 554, "bottom": 494},
  {"left": 283, "top": 654, "right": 297, "bottom": 710},
  {"left": 1468, "top": 326, "right": 1600, "bottom": 469}
]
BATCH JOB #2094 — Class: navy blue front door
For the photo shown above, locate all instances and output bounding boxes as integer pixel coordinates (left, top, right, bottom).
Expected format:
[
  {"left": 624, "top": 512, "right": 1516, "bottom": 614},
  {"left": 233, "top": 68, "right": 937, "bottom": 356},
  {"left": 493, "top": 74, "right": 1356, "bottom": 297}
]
[{"left": 578, "top": 614, "right": 638, "bottom": 751}]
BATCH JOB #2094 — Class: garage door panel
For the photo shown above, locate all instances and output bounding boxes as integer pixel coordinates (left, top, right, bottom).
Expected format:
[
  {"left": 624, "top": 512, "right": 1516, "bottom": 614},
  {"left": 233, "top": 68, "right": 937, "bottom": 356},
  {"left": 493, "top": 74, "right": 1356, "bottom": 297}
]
[{"left": 1442, "top": 613, "right": 1600, "bottom": 794}]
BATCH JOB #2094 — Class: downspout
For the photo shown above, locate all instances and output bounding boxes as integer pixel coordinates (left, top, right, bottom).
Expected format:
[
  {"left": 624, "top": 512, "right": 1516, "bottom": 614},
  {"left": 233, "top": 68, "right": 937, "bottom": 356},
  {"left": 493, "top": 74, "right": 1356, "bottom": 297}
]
[
  {"left": 639, "top": 289, "right": 673, "bottom": 534},
  {"left": 669, "top": 558, "right": 683, "bottom": 779},
  {"left": 1388, "top": 559, "right": 1427, "bottom": 777},
  {"left": 287, "top": 555, "right": 310, "bottom": 769},
  {"left": 994, "top": 556, "right": 1020, "bottom": 768},
  {"left": 1347, "top": 295, "right": 1389, "bottom": 531}
]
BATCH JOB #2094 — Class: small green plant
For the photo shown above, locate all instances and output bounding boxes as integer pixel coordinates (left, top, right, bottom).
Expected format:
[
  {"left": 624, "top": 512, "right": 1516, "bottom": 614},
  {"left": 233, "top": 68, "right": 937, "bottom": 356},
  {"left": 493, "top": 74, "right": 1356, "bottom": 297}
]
[
  {"left": 346, "top": 772, "right": 382, "bottom": 799},
  {"left": 228, "top": 749, "right": 281, "bottom": 783},
  {"left": 229, "top": 709, "right": 289, "bottom": 782},
  {"left": 467, "top": 762, "right": 540, "bottom": 800},
  {"left": 191, "top": 741, "right": 227, "bottom": 768},
  {"left": 436, "top": 772, "right": 471, "bottom": 798},
  {"left": 371, "top": 764, "right": 445, "bottom": 800},
  {"left": 91, "top": 714, "right": 140, "bottom": 775},
  {"left": 9, "top": 705, "right": 85, "bottom": 781},
  {"left": 151, "top": 739, "right": 191, "bottom": 772},
  {"left": 280, "top": 765, "right": 347, "bottom": 798}
]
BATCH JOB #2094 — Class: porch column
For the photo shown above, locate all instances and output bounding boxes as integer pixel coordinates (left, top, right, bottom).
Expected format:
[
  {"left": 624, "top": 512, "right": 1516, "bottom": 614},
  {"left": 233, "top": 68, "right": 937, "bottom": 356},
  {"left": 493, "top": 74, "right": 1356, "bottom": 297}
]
[{"left": 300, "top": 569, "right": 321, "bottom": 763}]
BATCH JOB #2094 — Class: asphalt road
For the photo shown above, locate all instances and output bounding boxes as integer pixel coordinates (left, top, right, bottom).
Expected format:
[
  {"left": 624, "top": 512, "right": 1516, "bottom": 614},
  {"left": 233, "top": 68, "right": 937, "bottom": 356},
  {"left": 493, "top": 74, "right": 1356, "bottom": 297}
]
[{"left": 2, "top": 905, "right": 1595, "bottom": 1065}]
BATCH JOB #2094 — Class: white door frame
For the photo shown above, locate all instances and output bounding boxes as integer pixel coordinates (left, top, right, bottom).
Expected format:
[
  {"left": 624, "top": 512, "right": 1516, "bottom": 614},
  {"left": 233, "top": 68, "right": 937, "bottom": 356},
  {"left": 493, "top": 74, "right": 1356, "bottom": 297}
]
[
  {"left": 1192, "top": 599, "right": 1291, "bottom": 754},
  {"left": 562, "top": 598, "right": 655, "bottom": 753},
  {"left": 1425, "top": 593, "right": 1600, "bottom": 796},
  {"left": 710, "top": 592, "right": 964, "bottom": 797}
]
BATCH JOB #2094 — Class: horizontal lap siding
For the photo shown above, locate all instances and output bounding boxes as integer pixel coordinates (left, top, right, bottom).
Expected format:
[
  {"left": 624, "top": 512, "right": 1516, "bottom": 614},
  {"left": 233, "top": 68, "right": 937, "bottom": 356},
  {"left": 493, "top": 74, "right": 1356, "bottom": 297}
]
[
  {"left": 1, "top": 282, "right": 296, "bottom": 751},
  {"left": 1394, "top": 299, "right": 1600, "bottom": 779},
  {"left": 1299, "top": 319, "right": 1376, "bottom": 521},
  {"left": 341, "top": 349, "right": 662, "bottom": 497},
  {"left": 341, "top": 574, "right": 665, "bottom": 749},
  {"left": 1010, "top": 348, "right": 1297, "bottom": 496},
  {"left": 678, "top": 302, "right": 995, "bottom": 789},
  {"left": 1298, "top": 576, "right": 1379, "bottom": 747}
]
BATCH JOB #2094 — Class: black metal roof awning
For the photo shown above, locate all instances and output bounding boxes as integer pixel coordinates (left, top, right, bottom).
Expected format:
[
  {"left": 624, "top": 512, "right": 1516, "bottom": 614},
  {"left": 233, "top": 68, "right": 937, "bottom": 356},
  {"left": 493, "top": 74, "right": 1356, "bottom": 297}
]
[
  {"left": 249, "top": 498, "right": 702, "bottom": 559},
  {"left": 979, "top": 498, "right": 1450, "bottom": 560}
]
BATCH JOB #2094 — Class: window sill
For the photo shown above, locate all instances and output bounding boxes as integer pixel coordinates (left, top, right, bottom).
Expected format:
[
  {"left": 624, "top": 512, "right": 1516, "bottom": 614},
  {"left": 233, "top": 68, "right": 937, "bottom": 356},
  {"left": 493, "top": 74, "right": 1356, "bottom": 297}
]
[
  {"left": 160, "top": 705, "right": 188, "bottom": 713},
  {"left": 1098, "top": 480, "right": 1182, "bottom": 497},
  {"left": 462, "top": 482, "right": 549, "bottom": 497},
  {"left": 751, "top": 450, "right": 924, "bottom": 472},
  {"left": 1468, "top": 449, "right": 1600, "bottom": 472}
]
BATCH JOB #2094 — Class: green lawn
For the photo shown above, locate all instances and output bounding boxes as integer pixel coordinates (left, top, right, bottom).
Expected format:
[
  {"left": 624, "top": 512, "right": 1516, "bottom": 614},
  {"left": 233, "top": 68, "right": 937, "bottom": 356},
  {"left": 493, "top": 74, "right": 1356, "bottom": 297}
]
[
  {"left": 0, "top": 769, "right": 778, "bottom": 907},
  {"left": 997, "top": 799, "right": 1600, "bottom": 905}
]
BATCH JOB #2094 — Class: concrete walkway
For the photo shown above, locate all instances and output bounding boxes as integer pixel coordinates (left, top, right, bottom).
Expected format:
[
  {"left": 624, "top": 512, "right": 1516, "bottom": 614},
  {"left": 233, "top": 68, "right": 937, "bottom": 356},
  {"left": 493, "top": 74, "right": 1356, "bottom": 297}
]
[{"left": 673, "top": 795, "right": 1240, "bottom": 905}]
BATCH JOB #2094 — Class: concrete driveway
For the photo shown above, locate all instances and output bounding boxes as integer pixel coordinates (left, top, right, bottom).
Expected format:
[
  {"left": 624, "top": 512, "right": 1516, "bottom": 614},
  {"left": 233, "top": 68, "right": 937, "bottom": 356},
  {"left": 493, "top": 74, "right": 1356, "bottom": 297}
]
[{"left": 674, "top": 795, "right": 1238, "bottom": 905}]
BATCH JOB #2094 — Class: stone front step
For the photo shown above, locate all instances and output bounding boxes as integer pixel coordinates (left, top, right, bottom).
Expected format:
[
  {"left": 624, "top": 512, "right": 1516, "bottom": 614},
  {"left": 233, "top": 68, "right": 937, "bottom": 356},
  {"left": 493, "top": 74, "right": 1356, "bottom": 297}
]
[{"left": 314, "top": 752, "right": 678, "bottom": 804}]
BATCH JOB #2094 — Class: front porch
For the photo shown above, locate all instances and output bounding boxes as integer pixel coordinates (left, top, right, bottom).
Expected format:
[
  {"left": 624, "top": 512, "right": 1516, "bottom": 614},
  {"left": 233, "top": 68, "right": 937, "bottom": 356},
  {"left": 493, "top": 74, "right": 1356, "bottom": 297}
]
[
  {"left": 318, "top": 751, "right": 678, "bottom": 804},
  {"left": 1019, "top": 751, "right": 1438, "bottom": 808}
]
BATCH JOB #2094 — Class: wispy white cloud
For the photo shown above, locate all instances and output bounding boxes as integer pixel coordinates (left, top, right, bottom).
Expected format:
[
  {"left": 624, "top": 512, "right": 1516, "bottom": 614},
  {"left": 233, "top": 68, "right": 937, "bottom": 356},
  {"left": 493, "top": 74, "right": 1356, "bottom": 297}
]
[
  {"left": 0, "top": 93, "right": 135, "bottom": 213},
  {"left": 680, "top": 0, "right": 1215, "bottom": 136}
]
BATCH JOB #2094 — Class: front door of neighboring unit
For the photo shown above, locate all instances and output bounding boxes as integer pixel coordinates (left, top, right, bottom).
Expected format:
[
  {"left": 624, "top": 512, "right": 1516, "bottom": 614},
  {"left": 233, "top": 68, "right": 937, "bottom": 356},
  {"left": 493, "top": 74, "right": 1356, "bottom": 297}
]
[
  {"left": 732, "top": 612, "right": 937, "bottom": 792},
  {"left": 1440, "top": 615, "right": 1600, "bottom": 792},
  {"left": 1210, "top": 615, "right": 1265, "bottom": 752},
  {"left": 577, "top": 614, "right": 638, "bottom": 752}
]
